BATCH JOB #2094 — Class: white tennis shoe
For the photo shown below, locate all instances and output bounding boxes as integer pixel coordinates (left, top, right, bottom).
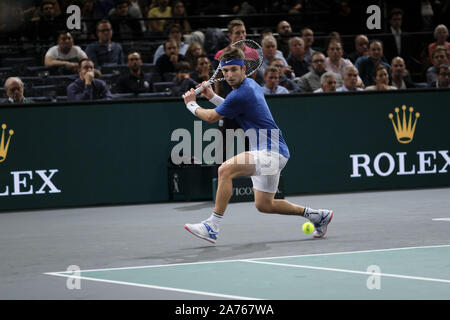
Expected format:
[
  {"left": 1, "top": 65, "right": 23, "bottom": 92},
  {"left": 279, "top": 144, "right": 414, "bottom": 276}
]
[
  {"left": 184, "top": 221, "right": 218, "bottom": 244},
  {"left": 311, "top": 209, "right": 333, "bottom": 238}
]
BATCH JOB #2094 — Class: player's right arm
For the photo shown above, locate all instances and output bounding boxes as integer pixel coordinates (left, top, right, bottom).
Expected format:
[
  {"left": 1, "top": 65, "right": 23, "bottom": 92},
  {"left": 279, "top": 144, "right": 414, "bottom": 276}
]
[{"left": 182, "top": 83, "right": 224, "bottom": 123}]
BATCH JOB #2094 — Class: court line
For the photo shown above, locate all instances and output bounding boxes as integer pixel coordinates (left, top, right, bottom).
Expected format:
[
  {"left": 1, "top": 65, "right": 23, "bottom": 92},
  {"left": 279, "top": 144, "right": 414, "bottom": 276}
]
[
  {"left": 44, "top": 243, "right": 450, "bottom": 274},
  {"left": 46, "top": 272, "right": 261, "bottom": 300},
  {"left": 432, "top": 218, "right": 450, "bottom": 221},
  {"left": 244, "top": 260, "right": 450, "bottom": 285}
]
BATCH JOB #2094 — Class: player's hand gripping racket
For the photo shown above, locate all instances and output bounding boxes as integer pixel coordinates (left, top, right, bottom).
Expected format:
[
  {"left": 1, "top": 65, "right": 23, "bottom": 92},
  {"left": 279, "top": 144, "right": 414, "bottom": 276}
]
[{"left": 194, "top": 39, "right": 263, "bottom": 95}]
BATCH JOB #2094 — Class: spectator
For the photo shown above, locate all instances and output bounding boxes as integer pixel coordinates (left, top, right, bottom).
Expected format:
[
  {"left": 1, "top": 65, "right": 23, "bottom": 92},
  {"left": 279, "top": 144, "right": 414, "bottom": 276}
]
[
  {"left": 93, "top": 0, "right": 115, "bottom": 19},
  {"left": 347, "top": 34, "right": 369, "bottom": 64},
  {"left": 31, "top": 0, "right": 65, "bottom": 42},
  {"left": 171, "top": 61, "right": 197, "bottom": 96},
  {"left": 336, "top": 66, "right": 364, "bottom": 92},
  {"left": 185, "top": 42, "right": 206, "bottom": 70},
  {"left": 2, "top": 77, "right": 33, "bottom": 104},
  {"left": 155, "top": 39, "right": 188, "bottom": 80},
  {"left": 153, "top": 23, "right": 189, "bottom": 64},
  {"left": 286, "top": 37, "right": 309, "bottom": 78},
  {"left": 44, "top": 31, "right": 88, "bottom": 74},
  {"left": 115, "top": 52, "right": 153, "bottom": 94},
  {"left": 364, "top": 65, "right": 397, "bottom": 91},
  {"left": 147, "top": 0, "right": 171, "bottom": 33},
  {"left": 428, "top": 24, "right": 450, "bottom": 61},
  {"left": 314, "top": 72, "right": 338, "bottom": 93},
  {"left": 430, "top": 64, "right": 450, "bottom": 88},
  {"left": 215, "top": 19, "right": 247, "bottom": 60},
  {"left": 325, "top": 40, "right": 354, "bottom": 79},
  {"left": 355, "top": 40, "right": 391, "bottom": 87},
  {"left": 189, "top": 54, "right": 213, "bottom": 83},
  {"left": 109, "top": 0, "right": 143, "bottom": 41},
  {"left": 261, "top": 66, "right": 289, "bottom": 95},
  {"left": 301, "top": 27, "right": 316, "bottom": 65},
  {"left": 390, "top": 57, "right": 417, "bottom": 89},
  {"left": 85, "top": 19, "right": 125, "bottom": 68},
  {"left": 426, "top": 46, "right": 449, "bottom": 85},
  {"left": 276, "top": 20, "right": 293, "bottom": 58},
  {"left": 108, "top": 0, "right": 147, "bottom": 34},
  {"left": 297, "top": 52, "right": 328, "bottom": 92},
  {"left": 259, "top": 35, "right": 288, "bottom": 78},
  {"left": 270, "top": 58, "right": 301, "bottom": 93},
  {"left": 169, "top": 0, "right": 191, "bottom": 33},
  {"left": 383, "top": 8, "right": 413, "bottom": 68},
  {"left": 67, "top": 59, "right": 113, "bottom": 101}
]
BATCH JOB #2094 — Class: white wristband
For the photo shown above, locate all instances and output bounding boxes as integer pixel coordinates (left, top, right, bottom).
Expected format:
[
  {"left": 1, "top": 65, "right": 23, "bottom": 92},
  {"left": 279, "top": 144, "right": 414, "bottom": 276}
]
[
  {"left": 186, "top": 101, "right": 200, "bottom": 115},
  {"left": 209, "top": 94, "right": 225, "bottom": 107}
]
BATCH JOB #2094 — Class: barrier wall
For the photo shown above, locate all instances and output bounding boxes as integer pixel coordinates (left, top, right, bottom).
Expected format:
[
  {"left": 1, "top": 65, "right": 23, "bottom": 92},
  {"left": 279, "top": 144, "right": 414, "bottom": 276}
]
[{"left": 0, "top": 89, "right": 449, "bottom": 211}]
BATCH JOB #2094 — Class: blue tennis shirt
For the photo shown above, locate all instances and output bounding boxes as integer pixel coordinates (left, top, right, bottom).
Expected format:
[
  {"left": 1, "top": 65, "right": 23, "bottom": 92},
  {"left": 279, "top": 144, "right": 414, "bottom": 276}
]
[{"left": 215, "top": 78, "right": 290, "bottom": 158}]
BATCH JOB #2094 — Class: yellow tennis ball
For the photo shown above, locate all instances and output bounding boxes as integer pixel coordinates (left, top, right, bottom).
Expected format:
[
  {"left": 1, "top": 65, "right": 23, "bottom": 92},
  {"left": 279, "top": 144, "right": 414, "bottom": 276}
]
[{"left": 302, "top": 222, "right": 314, "bottom": 234}]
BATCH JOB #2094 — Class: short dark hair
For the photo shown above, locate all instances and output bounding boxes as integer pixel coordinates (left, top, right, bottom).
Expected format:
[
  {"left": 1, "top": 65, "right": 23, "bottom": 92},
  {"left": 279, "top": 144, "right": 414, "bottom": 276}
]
[
  {"left": 219, "top": 46, "right": 245, "bottom": 61},
  {"left": 41, "top": 0, "right": 55, "bottom": 9},
  {"left": 114, "top": 0, "right": 129, "bottom": 7},
  {"left": 78, "top": 58, "right": 94, "bottom": 68},
  {"left": 369, "top": 39, "right": 384, "bottom": 49},
  {"left": 195, "top": 54, "right": 209, "bottom": 67},
  {"left": 438, "top": 63, "right": 450, "bottom": 74},
  {"left": 164, "top": 39, "right": 178, "bottom": 50},
  {"left": 175, "top": 61, "right": 191, "bottom": 73},
  {"left": 389, "top": 8, "right": 403, "bottom": 19},
  {"left": 373, "top": 64, "right": 389, "bottom": 79},
  {"left": 96, "top": 19, "right": 111, "bottom": 30},
  {"left": 264, "top": 66, "right": 280, "bottom": 76}
]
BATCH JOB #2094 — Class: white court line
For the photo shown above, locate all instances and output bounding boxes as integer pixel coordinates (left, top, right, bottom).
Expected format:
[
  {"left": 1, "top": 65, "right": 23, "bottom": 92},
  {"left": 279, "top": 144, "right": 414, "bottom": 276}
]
[
  {"left": 45, "top": 273, "right": 261, "bottom": 300},
  {"left": 44, "top": 244, "right": 450, "bottom": 299},
  {"left": 244, "top": 260, "right": 450, "bottom": 285},
  {"left": 45, "top": 244, "right": 450, "bottom": 274},
  {"left": 432, "top": 218, "right": 450, "bottom": 221}
]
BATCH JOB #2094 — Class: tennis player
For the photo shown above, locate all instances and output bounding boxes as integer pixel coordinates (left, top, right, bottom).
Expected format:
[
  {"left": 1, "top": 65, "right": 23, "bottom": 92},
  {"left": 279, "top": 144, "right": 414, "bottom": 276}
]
[{"left": 182, "top": 46, "right": 333, "bottom": 244}]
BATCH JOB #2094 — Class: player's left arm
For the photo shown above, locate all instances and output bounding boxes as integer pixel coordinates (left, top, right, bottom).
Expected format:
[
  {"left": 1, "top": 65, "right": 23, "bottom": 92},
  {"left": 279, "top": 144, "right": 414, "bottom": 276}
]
[{"left": 182, "top": 88, "right": 224, "bottom": 123}]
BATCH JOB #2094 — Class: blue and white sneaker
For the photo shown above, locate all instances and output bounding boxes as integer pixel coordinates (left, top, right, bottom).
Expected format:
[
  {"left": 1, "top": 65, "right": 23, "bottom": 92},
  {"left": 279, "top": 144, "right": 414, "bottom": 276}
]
[
  {"left": 184, "top": 221, "right": 218, "bottom": 244},
  {"left": 312, "top": 209, "right": 333, "bottom": 238}
]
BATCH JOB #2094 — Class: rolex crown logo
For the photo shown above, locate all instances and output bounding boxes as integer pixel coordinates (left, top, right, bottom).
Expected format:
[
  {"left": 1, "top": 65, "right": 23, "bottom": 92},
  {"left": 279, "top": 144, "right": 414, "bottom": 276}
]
[
  {"left": 0, "top": 124, "right": 14, "bottom": 163},
  {"left": 388, "top": 105, "right": 420, "bottom": 144}
]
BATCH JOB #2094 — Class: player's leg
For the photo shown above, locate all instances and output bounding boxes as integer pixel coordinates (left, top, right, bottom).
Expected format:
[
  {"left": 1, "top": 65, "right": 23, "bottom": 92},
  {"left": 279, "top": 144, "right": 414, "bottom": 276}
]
[
  {"left": 253, "top": 189, "right": 305, "bottom": 215},
  {"left": 214, "top": 152, "right": 256, "bottom": 215},
  {"left": 184, "top": 152, "right": 255, "bottom": 244}
]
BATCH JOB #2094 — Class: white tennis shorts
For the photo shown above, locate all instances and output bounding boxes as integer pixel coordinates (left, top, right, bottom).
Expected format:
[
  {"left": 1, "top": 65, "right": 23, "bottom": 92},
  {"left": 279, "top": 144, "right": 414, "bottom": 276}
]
[{"left": 247, "top": 149, "right": 289, "bottom": 194}]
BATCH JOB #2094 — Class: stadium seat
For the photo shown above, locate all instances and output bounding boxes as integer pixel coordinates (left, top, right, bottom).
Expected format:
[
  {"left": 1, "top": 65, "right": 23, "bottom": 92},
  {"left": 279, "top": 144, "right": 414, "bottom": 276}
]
[
  {"left": 136, "top": 92, "right": 172, "bottom": 98},
  {"left": 101, "top": 64, "right": 128, "bottom": 75},
  {"left": 111, "top": 93, "right": 136, "bottom": 99},
  {"left": 152, "top": 82, "right": 173, "bottom": 92}
]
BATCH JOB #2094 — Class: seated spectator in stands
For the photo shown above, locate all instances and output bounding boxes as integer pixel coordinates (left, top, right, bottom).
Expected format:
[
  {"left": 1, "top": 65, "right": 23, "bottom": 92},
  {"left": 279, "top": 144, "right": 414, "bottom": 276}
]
[
  {"left": 44, "top": 31, "right": 88, "bottom": 74},
  {"left": 286, "top": 37, "right": 309, "bottom": 78},
  {"left": 215, "top": 19, "right": 248, "bottom": 61},
  {"left": 171, "top": 62, "right": 197, "bottom": 96},
  {"left": 155, "top": 39, "right": 188, "bottom": 80},
  {"left": 347, "top": 34, "right": 369, "bottom": 63},
  {"left": 115, "top": 52, "right": 153, "bottom": 94},
  {"left": 108, "top": 0, "right": 147, "bottom": 34},
  {"left": 31, "top": 0, "right": 65, "bottom": 42},
  {"left": 428, "top": 24, "right": 450, "bottom": 61},
  {"left": 85, "top": 20, "right": 125, "bottom": 68},
  {"left": 314, "top": 72, "right": 338, "bottom": 93},
  {"left": 189, "top": 54, "right": 213, "bottom": 83},
  {"left": 185, "top": 42, "right": 207, "bottom": 70},
  {"left": 147, "top": 0, "right": 172, "bottom": 33},
  {"left": 270, "top": 59, "right": 301, "bottom": 93},
  {"left": 325, "top": 40, "right": 354, "bottom": 79},
  {"left": 336, "top": 66, "right": 364, "bottom": 92},
  {"left": 365, "top": 65, "right": 397, "bottom": 91},
  {"left": 259, "top": 35, "right": 288, "bottom": 78},
  {"left": 426, "top": 46, "right": 449, "bottom": 85},
  {"left": 109, "top": 0, "right": 143, "bottom": 41},
  {"left": 3, "top": 77, "right": 33, "bottom": 104},
  {"left": 430, "top": 64, "right": 450, "bottom": 88},
  {"left": 153, "top": 24, "right": 189, "bottom": 64},
  {"left": 297, "top": 52, "right": 328, "bottom": 92},
  {"left": 169, "top": 0, "right": 191, "bottom": 33},
  {"left": 67, "top": 59, "right": 113, "bottom": 101},
  {"left": 390, "top": 57, "right": 417, "bottom": 89},
  {"left": 93, "top": 0, "right": 115, "bottom": 19},
  {"left": 261, "top": 67, "right": 289, "bottom": 95},
  {"left": 276, "top": 20, "right": 293, "bottom": 58},
  {"left": 355, "top": 40, "right": 391, "bottom": 87},
  {"left": 1, "top": 4, "right": 29, "bottom": 42},
  {"left": 301, "top": 27, "right": 316, "bottom": 65}
]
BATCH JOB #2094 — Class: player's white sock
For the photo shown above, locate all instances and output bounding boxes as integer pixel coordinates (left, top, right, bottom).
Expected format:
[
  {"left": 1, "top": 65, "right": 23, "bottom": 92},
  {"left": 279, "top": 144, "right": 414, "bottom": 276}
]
[
  {"left": 205, "top": 212, "right": 222, "bottom": 231},
  {"left": 304, "top": 207, "right": 320, "bottom": 223}
]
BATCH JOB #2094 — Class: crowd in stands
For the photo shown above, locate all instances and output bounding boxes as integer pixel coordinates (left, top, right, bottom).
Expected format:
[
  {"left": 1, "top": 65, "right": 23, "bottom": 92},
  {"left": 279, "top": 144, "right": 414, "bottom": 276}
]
[{"left": 0, "top": 0, "right": 449, "bottom": 104}]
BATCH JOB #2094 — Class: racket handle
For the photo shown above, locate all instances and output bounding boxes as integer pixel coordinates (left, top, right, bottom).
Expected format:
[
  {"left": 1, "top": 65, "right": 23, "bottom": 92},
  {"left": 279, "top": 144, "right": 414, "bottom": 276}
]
[{"left": 194, "top": 80, "right": 212, "bottom": 95}]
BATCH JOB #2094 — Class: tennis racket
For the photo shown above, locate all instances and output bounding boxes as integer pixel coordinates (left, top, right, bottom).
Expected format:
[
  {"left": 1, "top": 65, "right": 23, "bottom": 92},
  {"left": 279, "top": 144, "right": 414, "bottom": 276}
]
[{"left": 193, "top": 39, "right": 263, "bottom": 95}]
